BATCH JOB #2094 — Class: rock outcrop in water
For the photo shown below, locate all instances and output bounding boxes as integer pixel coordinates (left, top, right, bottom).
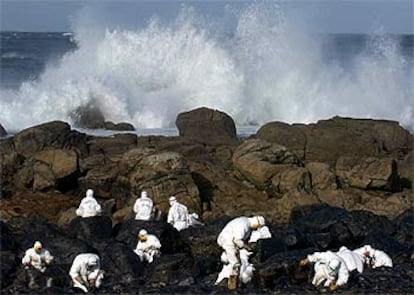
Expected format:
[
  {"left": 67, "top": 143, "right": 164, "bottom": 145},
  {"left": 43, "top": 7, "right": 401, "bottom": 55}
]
[{"left": 1, "top": 108, "right": 413, "bottom": 294}]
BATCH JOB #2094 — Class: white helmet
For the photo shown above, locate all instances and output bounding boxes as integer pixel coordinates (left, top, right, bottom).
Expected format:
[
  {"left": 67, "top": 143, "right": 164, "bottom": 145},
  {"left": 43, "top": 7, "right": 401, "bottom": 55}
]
[
  {"left": 139, "top": 229, "right": 148, "bottom": 236},
  {"left": 88, "top": 255, "right": 99, "bottom": 267},
  {"left": 169, "top": 196, "right": 176, "bottom": 202},
  {"left": 86, "top": 189, "right": 94, "bottom": 198},
  {"left": 256, "top": 216, "right": 265, "bottom": 227},
  {"left": 34, "top": 241, "right": 42, "bottom": 251}
]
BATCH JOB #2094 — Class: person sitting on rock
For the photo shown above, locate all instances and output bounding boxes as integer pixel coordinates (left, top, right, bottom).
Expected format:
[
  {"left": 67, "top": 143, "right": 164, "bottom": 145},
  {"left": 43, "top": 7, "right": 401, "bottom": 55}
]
[
  {"left": 133, "top": 190, "right": 154, "bottom": 221},
  {"left": 69, "top": 253, "right": 104, "bottom": 293},
  {"left": 216, "top": 215, "right": 266, "bottom": 290},
  {"left": 353, "top": 244, "right": 393, "bottom": 268},
  {"left": 299, "top": 250, "right": 349, "bottom": 291},
  {"left": 167, "top": 196, "right": 190, "bottom": 231},
  {"left": 134, "top": 229, "right": 161, "bottom": 263},
  {"left": 76, "top": 189, "right": 102, "bottom": 218},
  {"left": 336, "top": 246, "right": 365, "bottom": 274},
  {"left": 22, "top": 241, "right": 54, "bottom": 289},
  {"left": 248, "top": 225, "right": 272, "bottom": 243},
  {"left": 215, "top": 248, "right": 255, "bottom": 286}
]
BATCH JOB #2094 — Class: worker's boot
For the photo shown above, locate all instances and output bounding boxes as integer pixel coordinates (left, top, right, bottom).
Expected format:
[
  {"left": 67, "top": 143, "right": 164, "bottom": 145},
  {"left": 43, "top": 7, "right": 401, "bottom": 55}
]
[
  {"left": 228, "top": 275, "right": 238, "bottom": 290},
  {"left": 28, "top": 277, "right": 39, "bottom": 289}
]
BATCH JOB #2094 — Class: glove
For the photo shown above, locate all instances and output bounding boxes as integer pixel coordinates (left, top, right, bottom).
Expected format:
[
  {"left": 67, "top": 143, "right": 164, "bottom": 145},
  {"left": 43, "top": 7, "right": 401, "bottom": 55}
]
[
  {"left": 243, "top": 244, "right": 254, "bottom": 252},
  {"left": 234, "top": 239, "right": 245, "bottom": 249},
  {"left": 299, "top": 258, "right": 309, "bottom": 267}
]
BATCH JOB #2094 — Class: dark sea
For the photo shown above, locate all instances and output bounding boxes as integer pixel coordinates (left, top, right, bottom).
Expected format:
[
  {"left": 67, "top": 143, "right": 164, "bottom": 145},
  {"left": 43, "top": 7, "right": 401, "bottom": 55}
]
[{"left": 1, "top": 28, "right": 413, "bottom": 134}]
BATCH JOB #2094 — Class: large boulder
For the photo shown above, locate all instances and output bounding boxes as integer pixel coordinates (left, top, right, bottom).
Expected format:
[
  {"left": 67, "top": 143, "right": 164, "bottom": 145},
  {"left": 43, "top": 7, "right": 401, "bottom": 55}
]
[
  {"left": 232, "top": 139, "right": 301, "bottom": 191},
  {"left": 176, "top": 107, "right": 237, "bottom": 145},
  {"left": 118, "top": 148, "right": 200, "bottom": 214},
  {"left": 13, "top": 121, "right": 88, "bottom": 158},
  {"left": 335, "top": 156, "right": 401, "bottom": 192},
  {"left": 257, "top": 116, "right": 413, "bottom": 162}
]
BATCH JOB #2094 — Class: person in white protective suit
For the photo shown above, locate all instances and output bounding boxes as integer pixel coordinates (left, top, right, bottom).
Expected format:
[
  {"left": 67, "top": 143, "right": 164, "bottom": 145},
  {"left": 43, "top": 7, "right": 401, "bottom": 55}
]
[
  {"left": 336, "top": 246, "right": 364, "bottom": 273},
  {"left": 353, "top": 244, "right": 393, "bottom": 268},
  {"left": 133, "top": 190, "right": 154, "bottom": 221},
  {"left": 69, "top": 253, "right": 104, "bottom": 293},
  {"left": 22, "top": 241, "right": 54, "bottom": 288},
  {"left": 76, "top": 189, "right": 102, "bottom": 218},
  {"left": 215, "top": 249, "right": 255, "bottom": 286},
  {"left": 134, "top": 229, "right": 161, "bottom": 263},
  {"left": 216, "top": 215, "right": 266, "bottom": 289},
  {"left": 299, "top": 250, "right": 350, "bottom": 291},
  {"left": 248, "top": 225, "right": 272, "bottom": 243},
  {"left": 167, "top": 196, "right": 190, "bottom": 231}
]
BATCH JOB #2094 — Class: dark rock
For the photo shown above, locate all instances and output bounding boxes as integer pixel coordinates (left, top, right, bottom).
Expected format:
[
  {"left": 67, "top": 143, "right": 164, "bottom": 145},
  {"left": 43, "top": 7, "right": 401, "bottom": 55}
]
[
  {"left": 254, "top": 248, "right": 315, "bottom": 289},
  {"left": 143, "top": 253, "right": 198, "bottom": 286},
  {"left": 254, "top": 238, "right": 287, "bottom": 263},
  {"left": 289, "top": 205, "right": 395, "bottom": 249},
  {"left": 67, "top": 216, "right": 113, "bottom": 244},
  {"left": 176, "top": 107, "right": 237, "bottom": 145},
  {"left": 393, "top": 209, "right": 414, "bottom": 245}
]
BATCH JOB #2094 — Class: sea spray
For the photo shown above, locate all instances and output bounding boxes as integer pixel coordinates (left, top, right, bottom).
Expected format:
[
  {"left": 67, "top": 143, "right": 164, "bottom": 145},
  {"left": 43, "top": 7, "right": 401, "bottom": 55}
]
[{"left": 0, "top": 3, "right": 412, "bottom": 132}]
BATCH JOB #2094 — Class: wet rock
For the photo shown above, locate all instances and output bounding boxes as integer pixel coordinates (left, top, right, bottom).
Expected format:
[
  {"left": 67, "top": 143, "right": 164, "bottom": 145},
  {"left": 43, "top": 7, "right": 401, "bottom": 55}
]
[
  {"left": 67, "top": 216, "right": 113, "bottom": 244},
  {"left": 143, "top": 253, "right": 198, "bottom": 287},
  {"left": 71, "top": 103, "right": 105, "bottom": 129}
]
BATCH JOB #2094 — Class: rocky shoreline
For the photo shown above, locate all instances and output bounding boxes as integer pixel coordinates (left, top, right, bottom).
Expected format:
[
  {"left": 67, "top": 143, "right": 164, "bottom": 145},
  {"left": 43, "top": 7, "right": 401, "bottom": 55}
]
[{"left": 1, "top": 107, "right": 413, "bottom": 293}]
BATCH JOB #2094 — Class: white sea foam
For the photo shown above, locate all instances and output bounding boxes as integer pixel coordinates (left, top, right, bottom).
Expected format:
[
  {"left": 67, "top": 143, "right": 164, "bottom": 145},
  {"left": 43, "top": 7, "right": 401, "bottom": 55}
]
[{"left": 0, "top": 3, "right": 412, "bottom": 132}]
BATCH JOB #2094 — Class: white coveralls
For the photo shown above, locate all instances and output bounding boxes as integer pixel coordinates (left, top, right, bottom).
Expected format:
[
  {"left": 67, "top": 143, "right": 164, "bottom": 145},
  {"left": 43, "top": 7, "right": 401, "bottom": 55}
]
[
  {"left": 133, "top": 191, "right": 154, "bottom": 221},
  {"left": 215, "top": 249, "right": 255, "bottom": 285},
  {"left": 69, "top": 253, "right": 104, "bottom": 293},
  {"left": 134, "top": 234, "right": 162, "bottom": 263},
  {"left": 248, "top": 225, "right": 272, "bottom": 243},
  {"left": 336, "top": 246, "right": 364, "bottom": 273},
  {"left": 22, "top": 246, "right": 54, "bottom": 273},
  {"left": 167, "top": 200, "right": 190, "bottom": 231},
  {"left": 353, "top": 245, "right": 393, "bottom": 268},
  {"left": 307, "top": 251, "right": 349, "bottom": 288},
  {"left": 76, "top": 189, "right": 102, "bottom": 218},
  {"left": 216, "top": 216, "right": 257, "bottom": 276},
  {"left": 22, "top": 242, "right": 55, "bottom": 288}
]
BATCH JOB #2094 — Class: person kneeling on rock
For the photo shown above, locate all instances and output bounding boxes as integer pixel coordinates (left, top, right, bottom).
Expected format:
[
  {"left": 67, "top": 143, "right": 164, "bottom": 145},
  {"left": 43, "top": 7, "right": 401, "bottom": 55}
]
[
  {"left": 22, "top": 241, "right": 54, "bottom": 289},
  {"left": 299, "top": 250, "right": 349, "bottom": 291},
  {"left": 69, "top": 253, "right": 104, "bottom": 293},
  {"left": 134, "top": 229, "right": 161, "bottom": 263},
  {"left": 76, "top": 189, "right": 102, "bottom": 218}
]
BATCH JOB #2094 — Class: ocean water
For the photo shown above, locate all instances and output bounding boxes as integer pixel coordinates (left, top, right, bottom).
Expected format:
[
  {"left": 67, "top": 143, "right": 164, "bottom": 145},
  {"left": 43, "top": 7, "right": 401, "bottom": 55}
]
[{"left": 1, "top": 5, "right": 413, "bottom": 135}]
